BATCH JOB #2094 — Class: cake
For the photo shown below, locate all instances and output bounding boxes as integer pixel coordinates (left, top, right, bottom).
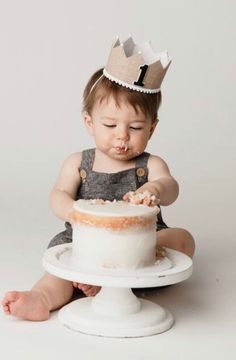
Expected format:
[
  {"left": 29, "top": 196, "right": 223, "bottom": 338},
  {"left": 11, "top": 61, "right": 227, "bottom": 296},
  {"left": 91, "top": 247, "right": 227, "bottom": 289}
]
[{"left": 70, "top": 199, "right": 161, "bottom": 270}]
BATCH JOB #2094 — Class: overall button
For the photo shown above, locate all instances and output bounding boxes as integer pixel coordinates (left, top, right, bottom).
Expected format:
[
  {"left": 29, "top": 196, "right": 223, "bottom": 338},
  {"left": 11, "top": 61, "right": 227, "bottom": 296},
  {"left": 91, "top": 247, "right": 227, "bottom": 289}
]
[
  {"left": 136, "top": 167, "right": 145, "bottom": 177},
  {"left": 79, "top": 169, "right": 87, "bottom": 180}
]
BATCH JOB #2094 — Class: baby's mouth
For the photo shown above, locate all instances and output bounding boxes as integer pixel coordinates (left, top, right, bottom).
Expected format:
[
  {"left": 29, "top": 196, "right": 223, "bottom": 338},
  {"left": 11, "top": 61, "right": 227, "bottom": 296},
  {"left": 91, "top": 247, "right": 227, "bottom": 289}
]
[{"left": 115, "top": 144, "right": 129, "bottom": 154}]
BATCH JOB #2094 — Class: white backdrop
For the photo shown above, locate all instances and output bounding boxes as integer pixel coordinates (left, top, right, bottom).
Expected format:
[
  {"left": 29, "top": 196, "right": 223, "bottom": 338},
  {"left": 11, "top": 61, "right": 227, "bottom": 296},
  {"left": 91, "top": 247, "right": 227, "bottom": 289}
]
[
  {"left": 1, "top": 2, "right": 236, "bottom": 359},
  {"left": 1, "top": 0, "right": 235, "bottom": 248}
]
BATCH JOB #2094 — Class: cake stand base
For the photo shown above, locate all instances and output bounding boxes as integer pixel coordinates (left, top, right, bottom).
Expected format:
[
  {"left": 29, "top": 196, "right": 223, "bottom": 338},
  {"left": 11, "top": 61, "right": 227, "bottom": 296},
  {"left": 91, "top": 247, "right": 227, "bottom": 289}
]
[{"left": 58, "top": 287, "right": 174, "bottom": 338}]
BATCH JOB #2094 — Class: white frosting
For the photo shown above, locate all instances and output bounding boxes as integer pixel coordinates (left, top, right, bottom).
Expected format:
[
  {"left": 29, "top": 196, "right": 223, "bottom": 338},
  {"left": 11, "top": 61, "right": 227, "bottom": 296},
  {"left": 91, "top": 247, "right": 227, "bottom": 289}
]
[
  {"left": 72, "top": 200, "right": 159, "bottom": 270},
  {"left": 73, "top": 199, "right": 158, "bottom": 217}
]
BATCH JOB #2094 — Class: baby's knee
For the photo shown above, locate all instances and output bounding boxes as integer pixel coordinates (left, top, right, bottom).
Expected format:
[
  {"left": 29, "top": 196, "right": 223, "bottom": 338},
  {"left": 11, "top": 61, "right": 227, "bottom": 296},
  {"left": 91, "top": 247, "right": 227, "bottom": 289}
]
[{"left": 176, "top": 228, "right": 195, "bottom": 257}]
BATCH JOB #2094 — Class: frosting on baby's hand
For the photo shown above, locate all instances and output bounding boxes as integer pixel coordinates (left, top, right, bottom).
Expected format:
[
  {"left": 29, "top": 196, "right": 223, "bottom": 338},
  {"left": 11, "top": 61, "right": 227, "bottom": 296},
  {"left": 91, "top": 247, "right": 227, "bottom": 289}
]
[{"left": 123, "top": 190, "right": 160, "bottom": 207}]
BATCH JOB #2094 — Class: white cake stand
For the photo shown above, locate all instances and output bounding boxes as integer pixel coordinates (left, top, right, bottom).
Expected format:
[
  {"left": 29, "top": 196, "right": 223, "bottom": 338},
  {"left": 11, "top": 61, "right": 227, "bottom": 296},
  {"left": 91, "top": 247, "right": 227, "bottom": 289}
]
[{"left": 43, "top": 244, "right": 193, "bottom": 338}]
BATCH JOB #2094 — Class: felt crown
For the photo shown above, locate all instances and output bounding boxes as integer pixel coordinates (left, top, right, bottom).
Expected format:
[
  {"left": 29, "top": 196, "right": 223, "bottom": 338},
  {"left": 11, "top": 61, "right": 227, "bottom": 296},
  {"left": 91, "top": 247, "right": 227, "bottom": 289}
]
[{"left": 103, "top": 36, "right": 172, "bottom": 93}]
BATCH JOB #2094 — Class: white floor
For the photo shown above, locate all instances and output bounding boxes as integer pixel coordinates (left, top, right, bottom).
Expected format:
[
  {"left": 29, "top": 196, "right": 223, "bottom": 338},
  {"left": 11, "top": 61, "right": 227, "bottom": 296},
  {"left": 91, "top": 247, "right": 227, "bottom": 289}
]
[{"left": 1, "top": 230, "right": 235, "bottom": 360}]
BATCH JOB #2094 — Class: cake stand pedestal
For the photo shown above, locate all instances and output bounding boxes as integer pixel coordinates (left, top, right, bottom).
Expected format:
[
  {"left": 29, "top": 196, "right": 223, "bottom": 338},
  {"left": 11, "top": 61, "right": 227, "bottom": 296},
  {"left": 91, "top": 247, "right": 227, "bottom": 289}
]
[{"left": 43, "top": 244, "right": 193, "bottom": 338}]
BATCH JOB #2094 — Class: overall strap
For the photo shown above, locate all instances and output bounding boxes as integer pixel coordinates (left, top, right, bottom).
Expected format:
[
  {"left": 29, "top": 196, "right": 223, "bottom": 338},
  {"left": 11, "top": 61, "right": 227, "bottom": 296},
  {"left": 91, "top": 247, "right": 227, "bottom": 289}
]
[
  {"left": 79, "top": 148, "right": 95, "bottom": 180},
  {"left": 80, "top": 148, "right": 95, "bottom": 170}
]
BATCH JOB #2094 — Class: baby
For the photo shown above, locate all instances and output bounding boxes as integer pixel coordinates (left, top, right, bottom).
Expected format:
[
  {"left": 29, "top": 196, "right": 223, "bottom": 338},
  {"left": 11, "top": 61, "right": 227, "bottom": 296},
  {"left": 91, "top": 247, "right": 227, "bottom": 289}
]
[{"left": 2, "top": 37, "right": 195, "bottom": 321}]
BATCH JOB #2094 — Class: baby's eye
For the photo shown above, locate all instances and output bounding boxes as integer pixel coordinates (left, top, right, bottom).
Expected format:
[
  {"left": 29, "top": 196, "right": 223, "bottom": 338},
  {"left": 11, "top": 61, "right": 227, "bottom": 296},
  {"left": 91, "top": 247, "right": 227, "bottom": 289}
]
[
  {"left": 103, "top": 124, "right": 116, "bottom": 128},
  {"left": 130, "top": 126, "right": 143, "bottom": 130}
]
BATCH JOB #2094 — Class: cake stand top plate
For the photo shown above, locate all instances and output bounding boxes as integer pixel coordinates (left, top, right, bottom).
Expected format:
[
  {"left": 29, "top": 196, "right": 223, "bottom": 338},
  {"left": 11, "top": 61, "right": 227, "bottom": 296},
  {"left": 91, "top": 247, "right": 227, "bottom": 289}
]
[{"left": 42, "top": 244, "right": 193, "bottom": 288}]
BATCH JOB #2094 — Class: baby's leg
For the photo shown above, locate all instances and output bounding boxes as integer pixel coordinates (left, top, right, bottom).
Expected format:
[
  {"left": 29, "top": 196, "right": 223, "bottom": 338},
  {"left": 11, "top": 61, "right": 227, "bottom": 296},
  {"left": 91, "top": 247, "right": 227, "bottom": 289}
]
[
  {"left": 156, "top": 228, "right": 195, "bottom": 258},
  {"left": 2, "top": 272, "right": 74, "bottom": 321}
]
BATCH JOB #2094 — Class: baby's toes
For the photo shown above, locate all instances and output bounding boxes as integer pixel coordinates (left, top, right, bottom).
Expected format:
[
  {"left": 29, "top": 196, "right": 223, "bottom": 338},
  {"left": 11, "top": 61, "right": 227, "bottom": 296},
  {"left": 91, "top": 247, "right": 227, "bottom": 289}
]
[
  {"left": 2, "top": 304, "right": 10, "bottom": 314},
  {"left": 83, "top": 286, "right": 94, "bottom": 296},
  {"left": 80, "top": 284, "right": 90, "bottom": 291},
  {"left": 2, "top": 291, "right": 19, "bottom": 306},
  {"left": 1, "top": 291, "right": 20, "bottom": 315},
  {"left": 75, "top": 283, "right": 91, "bottom": 295},
  {"left": 81, "top": 285, "right": 94, "bottom": 297},
  {"left": 72, "top": 282, "right": 80, "bottom": 288},
  {"left": 89, "top": 286, "right": 101, "bottom": 297}
]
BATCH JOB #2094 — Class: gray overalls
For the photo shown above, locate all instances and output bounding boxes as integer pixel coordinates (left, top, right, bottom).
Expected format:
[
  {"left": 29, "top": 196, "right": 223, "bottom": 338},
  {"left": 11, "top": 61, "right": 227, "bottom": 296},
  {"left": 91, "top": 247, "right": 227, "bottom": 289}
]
[{"left": 47, "top": 148, "right": 168, "bottom": 249}]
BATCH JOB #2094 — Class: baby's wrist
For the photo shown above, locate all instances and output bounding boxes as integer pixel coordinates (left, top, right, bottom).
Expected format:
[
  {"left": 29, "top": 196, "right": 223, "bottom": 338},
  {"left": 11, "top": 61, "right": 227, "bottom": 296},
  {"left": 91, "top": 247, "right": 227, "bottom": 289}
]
[{"left": 149, "top": 181, "right": 163, "bottom": 200}]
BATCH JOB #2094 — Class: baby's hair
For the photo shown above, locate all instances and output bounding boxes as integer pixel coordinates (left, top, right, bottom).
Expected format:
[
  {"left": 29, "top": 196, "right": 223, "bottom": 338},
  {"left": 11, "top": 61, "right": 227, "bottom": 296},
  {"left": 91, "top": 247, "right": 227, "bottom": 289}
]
[{"left": 82, "top": 68, "right": 162, "bottom": 123}]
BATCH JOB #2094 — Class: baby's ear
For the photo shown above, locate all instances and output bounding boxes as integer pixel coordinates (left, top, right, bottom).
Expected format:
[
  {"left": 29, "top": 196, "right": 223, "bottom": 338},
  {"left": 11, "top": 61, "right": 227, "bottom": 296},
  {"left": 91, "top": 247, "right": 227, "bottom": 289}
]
[
  {"left": 149, "top": 118, "right": 159, "bottom": 139},
  {"left": 84, "top": 112, "right": 94, "bottom": 136}
]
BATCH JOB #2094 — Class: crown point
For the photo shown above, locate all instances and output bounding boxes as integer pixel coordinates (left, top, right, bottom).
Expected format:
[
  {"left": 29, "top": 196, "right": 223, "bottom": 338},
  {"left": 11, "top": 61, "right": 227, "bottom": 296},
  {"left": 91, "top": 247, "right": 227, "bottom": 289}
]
[{"left": 113, "top": 36, "right": 121, "bottom": 48}]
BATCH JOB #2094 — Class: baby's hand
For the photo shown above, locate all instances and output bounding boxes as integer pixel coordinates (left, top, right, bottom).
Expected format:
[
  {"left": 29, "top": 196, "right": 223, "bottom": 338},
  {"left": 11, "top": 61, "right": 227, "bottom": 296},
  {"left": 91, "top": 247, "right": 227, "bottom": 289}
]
[{"left": 123, "top": 190, "right": 160, "bottom": 207}]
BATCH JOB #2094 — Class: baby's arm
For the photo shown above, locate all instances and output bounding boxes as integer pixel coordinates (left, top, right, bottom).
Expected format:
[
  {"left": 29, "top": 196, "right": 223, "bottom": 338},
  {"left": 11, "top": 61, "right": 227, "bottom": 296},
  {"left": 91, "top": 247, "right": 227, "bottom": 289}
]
[
  {"left": 124, "top": 155, "right": 179, "bottom": 206},
  {"left": 49, "top": 153, "right": 82, "bottom": 221}
]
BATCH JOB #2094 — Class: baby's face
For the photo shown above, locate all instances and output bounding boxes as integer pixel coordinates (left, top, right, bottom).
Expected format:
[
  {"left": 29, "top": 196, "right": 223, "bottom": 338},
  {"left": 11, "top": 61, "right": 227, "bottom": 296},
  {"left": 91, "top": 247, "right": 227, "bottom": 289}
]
[{"left": 84, "top": 95, "right": 157, "bottom": 161}]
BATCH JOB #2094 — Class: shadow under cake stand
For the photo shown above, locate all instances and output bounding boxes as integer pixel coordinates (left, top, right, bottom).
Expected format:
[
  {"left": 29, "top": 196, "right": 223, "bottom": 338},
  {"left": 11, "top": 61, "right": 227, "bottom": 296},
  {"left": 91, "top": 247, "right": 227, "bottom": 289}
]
[{"left": 43, "top": 244, "right": 192, "bottom": 338}]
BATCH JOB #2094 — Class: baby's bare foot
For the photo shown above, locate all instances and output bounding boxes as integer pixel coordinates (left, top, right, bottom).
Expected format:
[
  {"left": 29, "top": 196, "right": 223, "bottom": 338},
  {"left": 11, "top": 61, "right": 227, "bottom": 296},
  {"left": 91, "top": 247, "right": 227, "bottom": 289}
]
[
  {"left": 1, "top": 290, "right": 50, "bottom": 321},
  {"left": 73, "top": 282, "right": 101, "bottom": 297}
]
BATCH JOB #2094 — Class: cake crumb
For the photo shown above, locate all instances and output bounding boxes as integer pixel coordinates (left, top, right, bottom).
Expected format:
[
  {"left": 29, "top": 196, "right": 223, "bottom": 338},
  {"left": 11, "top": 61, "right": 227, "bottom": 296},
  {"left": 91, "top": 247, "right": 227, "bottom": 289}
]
[{"left": 156, "top": 245, "right": 166, "bottom": 260}]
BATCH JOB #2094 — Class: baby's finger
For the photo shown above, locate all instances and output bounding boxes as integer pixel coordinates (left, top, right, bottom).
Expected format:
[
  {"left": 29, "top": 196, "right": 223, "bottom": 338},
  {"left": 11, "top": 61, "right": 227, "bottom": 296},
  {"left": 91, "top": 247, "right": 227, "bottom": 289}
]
[
  {"left": 142, "top": 197, "right": 152, "bottom": 206},
  {"left": 123, "top": 191, "right": 134, "bottom": 201}
]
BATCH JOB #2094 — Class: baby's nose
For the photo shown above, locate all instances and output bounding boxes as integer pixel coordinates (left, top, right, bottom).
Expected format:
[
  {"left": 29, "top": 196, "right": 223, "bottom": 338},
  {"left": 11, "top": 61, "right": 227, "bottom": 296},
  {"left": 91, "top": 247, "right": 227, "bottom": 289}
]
[{"left": 116, "top": 126, "right": 129, "bottom": 140}]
